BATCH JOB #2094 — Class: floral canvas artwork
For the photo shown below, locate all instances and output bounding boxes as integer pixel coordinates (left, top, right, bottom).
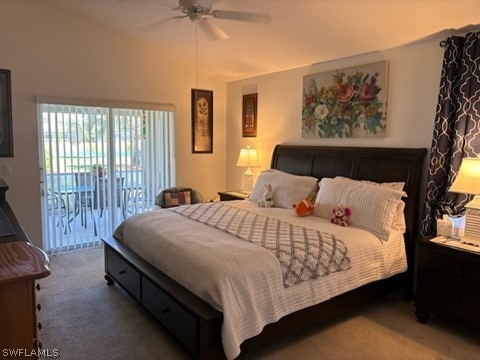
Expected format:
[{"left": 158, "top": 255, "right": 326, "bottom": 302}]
[{"left": 302, "top": 61, "right": 388, "bottom": 138}]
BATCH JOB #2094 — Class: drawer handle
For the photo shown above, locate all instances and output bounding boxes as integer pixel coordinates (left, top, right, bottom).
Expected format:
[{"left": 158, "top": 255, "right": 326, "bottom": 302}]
[
  {"left": 161, "top": 307, "right": 170, "bottom": 314},
  {"left": 118, "top": 270, "right": 126, "bottom": 275},
  {"left": 37, "top": 303, "right": 42, "bottom": 312},
  {"left": 36, "top": 283, "right": 41, "bottom": 291},
  {"left": 38, "top": 322, "right": 42, "bottom": 330}
]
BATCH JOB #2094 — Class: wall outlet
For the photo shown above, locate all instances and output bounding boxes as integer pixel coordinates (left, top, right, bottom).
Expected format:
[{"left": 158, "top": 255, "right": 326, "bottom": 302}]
[{"left": 2, "top": 165, "right": 11, "bottom": 176}]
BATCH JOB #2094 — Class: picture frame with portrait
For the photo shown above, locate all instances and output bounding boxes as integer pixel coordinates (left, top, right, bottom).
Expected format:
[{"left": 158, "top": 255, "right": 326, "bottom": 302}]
[
  {"left": 242, "top": 93, "right": 257, "bottom": 137},
  {"left": 0, "top": 69, "right": 13, "bottom": 157},
  {"left": 191, "top": 89, "right": 213, "bottom": 153}
]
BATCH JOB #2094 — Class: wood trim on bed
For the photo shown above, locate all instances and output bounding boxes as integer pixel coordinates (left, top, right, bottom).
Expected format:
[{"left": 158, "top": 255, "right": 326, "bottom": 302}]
[{"left": 103, "top": 145, "right": 426, "bottom": 359}]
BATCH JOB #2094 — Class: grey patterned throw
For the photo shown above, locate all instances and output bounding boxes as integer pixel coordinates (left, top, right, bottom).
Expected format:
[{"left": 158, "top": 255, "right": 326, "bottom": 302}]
[{"left": 170, "top": 202, "right": 351, "bottom": 288}]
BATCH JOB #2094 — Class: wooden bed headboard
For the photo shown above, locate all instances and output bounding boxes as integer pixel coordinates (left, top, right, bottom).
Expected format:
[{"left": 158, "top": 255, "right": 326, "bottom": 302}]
[{"left": 270, "top": 145, "right": 427, "bottom": 261}]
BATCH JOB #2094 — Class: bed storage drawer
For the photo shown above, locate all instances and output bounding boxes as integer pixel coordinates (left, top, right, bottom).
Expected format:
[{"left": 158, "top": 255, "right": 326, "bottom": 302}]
[
  {"left": 106, "top": 246, "right": 141, "bottom": 301},
  {"left": 142, "top": 276, "right": 198, "bottom": 357}
]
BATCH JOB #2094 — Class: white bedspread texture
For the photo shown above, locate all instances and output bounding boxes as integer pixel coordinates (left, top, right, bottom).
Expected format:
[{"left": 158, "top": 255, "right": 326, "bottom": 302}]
[{"left": 113, "top": 200, "right": 407, "bottom": 359}]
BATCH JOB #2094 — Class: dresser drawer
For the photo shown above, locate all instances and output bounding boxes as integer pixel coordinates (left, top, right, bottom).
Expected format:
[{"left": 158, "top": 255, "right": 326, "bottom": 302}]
[
  {"left": 106, "top": 247, "right": 141, "bottom": 301},
  {"left": 142, "top": 277, "right": 198, "bottom": 357},
  {"left": 426, "top": 251, "right": 480, "bottom": 293},
  {"left": 424, "top": 280, "right": 480, "bottom": 323}
]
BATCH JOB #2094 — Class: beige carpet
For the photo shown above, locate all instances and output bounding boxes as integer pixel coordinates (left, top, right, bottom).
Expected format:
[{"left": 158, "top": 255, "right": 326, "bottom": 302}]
[{"left": 37, "top": 247, "right": 480, "bottom": 360}]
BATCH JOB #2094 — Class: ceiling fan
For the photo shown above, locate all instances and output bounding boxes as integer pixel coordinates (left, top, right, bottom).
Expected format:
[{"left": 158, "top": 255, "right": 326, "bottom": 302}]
[{"left": 139, "top": 0, "right": 271, "bottom": 40}]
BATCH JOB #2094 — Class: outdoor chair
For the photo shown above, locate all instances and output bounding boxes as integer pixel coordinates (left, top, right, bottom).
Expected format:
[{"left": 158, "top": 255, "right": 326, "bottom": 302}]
[{"left": 94, "top": 177, "right": 125, "bottom": 217}]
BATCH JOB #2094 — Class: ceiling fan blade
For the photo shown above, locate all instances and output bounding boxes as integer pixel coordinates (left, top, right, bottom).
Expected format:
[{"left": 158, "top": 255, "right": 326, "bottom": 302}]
[
  {"left": 138, "top": 15, "right": 187, "bottom": 32},
  {"left": 138, "top": 17, "right": 174, "bottom": 32},
  {"left": 199, "top": 20, "right": 229, "bottom": 41},
  {"left": 211, "top": 10, "right": 271, "bottom": 23}
]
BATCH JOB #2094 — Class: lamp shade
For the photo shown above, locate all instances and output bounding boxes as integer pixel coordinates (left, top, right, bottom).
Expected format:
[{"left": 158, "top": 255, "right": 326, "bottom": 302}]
[
  {"left": 236, "top": 147, "right": 260, "bottom": 168},
  {"left": 449, "top": 157, "right": 480, "bottom": 195}
]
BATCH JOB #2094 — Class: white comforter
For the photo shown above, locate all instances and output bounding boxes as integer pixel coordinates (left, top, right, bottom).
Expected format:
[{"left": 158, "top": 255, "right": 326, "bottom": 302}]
[{"left": 113, "top": 200, "right": 407, "bottom": 359}]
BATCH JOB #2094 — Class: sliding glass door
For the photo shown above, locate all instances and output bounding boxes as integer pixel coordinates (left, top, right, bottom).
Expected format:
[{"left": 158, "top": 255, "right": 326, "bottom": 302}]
[{"left": 38, "top": 99, "right": 175, "bottom": 253}]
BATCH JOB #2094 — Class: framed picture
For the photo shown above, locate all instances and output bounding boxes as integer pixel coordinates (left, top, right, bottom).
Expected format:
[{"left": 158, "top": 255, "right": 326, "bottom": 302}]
[
  {"left": 302, "top": 61, "right": 388, "bottom": 138},
  {"left": 191, "top": 89, "right": 213, "bottom": 153},
  {"left": 0, "top": 69, "right": 13, "bottom": 157},
  {"left": 242, "top": 93, "right": 257, "bottom": 137}
]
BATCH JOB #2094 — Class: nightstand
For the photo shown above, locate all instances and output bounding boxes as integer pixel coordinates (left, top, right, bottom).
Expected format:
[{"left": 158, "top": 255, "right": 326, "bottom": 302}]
[
  {"left": 218, "top": 191, "right": 250, "bottom": 201},
  {"left": 414, "top": 237, "right": 480, "bottom": 325}
]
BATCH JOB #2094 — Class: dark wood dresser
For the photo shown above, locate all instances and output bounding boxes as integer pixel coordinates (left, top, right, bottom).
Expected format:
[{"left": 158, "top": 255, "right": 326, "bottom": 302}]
[
  {"left": 414, "top": 236, "right": 480, "bottom": 325},
  {"left": 0, "top": 180, "right": 50, "bottom": 359}
]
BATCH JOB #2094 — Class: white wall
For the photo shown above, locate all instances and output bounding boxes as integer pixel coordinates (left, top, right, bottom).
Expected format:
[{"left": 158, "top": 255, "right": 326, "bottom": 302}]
[
  {"left": 0, "top": 0, "right": 450, "bottom": 249},
  {"left": 0, "top": 0, "right": 227, "bottom": 248},
  {"left": 226, "top": 39, "right": 444, "bottom": 190}
]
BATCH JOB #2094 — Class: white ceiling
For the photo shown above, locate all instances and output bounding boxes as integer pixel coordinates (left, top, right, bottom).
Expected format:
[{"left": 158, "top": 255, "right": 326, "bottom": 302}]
[{"left": 46, "top": 0, "right": 480, "bottom": 81}]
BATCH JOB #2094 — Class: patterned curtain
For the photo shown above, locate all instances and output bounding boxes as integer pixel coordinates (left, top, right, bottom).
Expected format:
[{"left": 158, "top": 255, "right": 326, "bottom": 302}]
[{"left": 421, "top": 31, "right": 480, "bottom": 236}]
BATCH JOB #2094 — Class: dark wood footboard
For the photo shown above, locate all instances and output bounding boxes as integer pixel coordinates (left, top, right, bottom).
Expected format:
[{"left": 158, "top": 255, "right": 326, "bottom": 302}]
[
  {"left": 103, "top": 236, "right": 224, "bottom": 359},
  {"left": 104, "top": 235, "right": 406, "bottom": 358}
]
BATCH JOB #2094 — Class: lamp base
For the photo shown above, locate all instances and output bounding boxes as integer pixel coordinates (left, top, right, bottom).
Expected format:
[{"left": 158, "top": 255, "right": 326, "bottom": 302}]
[
  {"left": 242, "top": 167, "right": 254, "bottom": 194},
  {"left": 462, "top": 196, "right": 480, "bottom": 246}
]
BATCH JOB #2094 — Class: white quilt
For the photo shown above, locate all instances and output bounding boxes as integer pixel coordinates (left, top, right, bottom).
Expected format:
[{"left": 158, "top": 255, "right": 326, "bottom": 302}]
[{"left": 113, "top": 200, "right": 407, "bottom": 359}]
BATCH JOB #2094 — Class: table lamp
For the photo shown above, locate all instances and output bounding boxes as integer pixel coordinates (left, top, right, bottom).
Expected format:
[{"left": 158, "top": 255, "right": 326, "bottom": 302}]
[
  {"left": 236, "top": 146, "right": 260, "bottom": 193},
  {"left": 449, "top": 157, "right": 480, "bottom": 246}
]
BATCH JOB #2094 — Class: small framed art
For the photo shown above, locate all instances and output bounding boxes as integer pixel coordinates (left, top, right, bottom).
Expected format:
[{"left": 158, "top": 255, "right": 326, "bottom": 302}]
[
  {"left": 191, "top": 89, "right": 213, "bottom": 153},
  {"left": 242, "top": 93, "right": 257, "bottom": 137},
  {"left": 0, "top": 69, "right": 13, "bottom": 157}
]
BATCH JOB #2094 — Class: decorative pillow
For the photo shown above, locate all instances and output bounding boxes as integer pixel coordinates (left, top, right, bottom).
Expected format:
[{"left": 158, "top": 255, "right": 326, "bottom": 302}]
[
  {"left": 393, "top": 200, "right": 407, "bottom": 232},
  {"left": 250, "top": 169, "right": 318, "bottom": 209},
  {"left": 334, "top": 176, "right": 407, "bottom": 232},
  {"left": 335, "top": 176, "right": 406, "bottom": 195},
  {"left": 163, "top": 189, "right": 192, "bottom": 208},
  {"left": 314, "top": 178, "right": 404, "bottom": 240}
]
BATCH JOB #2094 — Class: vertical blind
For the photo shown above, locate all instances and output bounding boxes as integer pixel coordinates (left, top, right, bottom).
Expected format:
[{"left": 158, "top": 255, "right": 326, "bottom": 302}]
[{"left": 37, "top": 97, "right": 175, "bottom": 253}]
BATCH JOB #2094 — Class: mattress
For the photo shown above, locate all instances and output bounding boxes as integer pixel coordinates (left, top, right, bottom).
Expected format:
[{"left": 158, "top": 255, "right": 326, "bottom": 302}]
[{"left": 113, "top": 200, "right": 407, "bottom": 359}]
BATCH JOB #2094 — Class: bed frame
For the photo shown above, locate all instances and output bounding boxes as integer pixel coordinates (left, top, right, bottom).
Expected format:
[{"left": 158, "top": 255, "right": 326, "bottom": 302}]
[{"left": 103, "top": 145, "right": 426, "bottom": 359}]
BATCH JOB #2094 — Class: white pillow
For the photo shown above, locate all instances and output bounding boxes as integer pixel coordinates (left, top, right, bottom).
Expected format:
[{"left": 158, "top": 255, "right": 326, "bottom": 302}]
[
  {"left": 335, "top": 176, "right": 406, "bottom": 195},
  {"left": 250, "top": 169, "right": 318, "bottom": 209},
  {"left": 314, "top": 178, "right": 404, "bottom": 240},
  {"left": 393, "top": 200, "right": 406, "bottom": 232},
  {"left": 334, "top": 176, "right": 407, "bottom": 231}
]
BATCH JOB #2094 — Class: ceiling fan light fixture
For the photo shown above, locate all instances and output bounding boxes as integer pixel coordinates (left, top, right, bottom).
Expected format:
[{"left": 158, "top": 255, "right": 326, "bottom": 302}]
[
  {"left": 188, "top": 11, "right": 204, "bottom": 22},
  {"left": 178, "top": 0, "right": 211, "bottom": 18}
]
